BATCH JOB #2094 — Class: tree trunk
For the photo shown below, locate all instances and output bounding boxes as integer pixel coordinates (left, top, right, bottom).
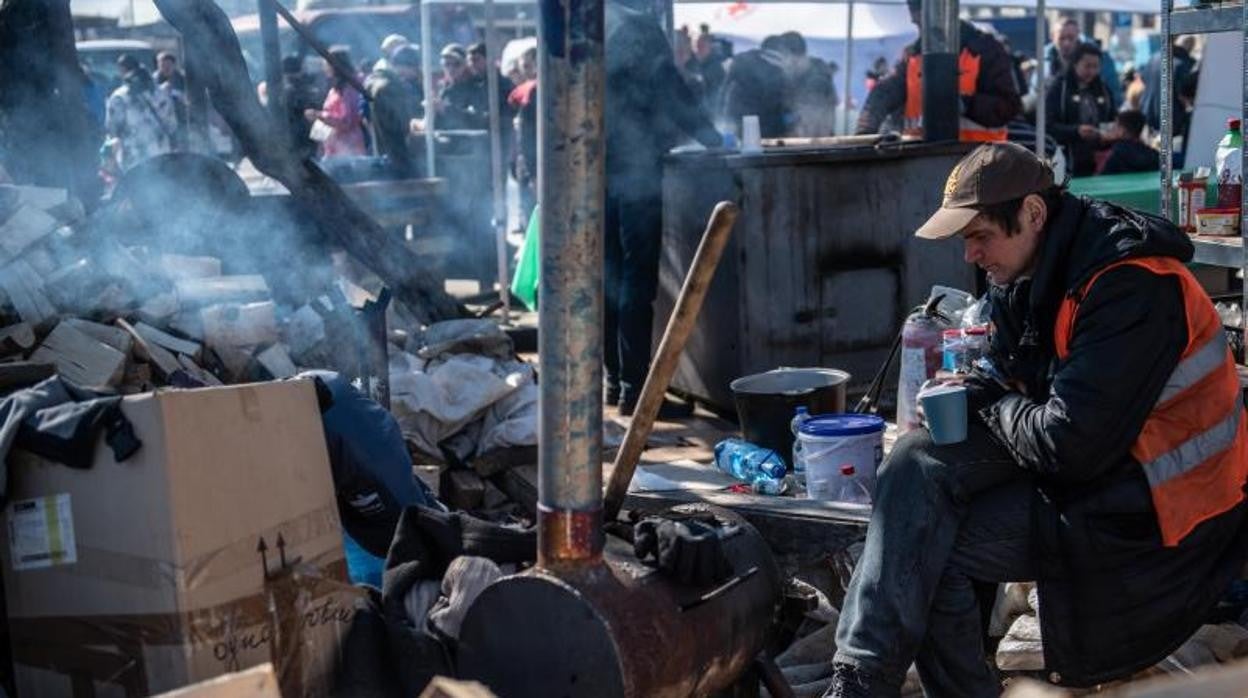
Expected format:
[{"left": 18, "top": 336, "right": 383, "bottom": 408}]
[{"left": 0, "top": 0, "right": 101, "bottom": 204}]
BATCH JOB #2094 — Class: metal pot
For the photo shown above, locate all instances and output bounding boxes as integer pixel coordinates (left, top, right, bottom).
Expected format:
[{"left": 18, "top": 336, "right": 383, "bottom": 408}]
[{"left": 730, "top": 368, "right": 850, "bottom": 461}]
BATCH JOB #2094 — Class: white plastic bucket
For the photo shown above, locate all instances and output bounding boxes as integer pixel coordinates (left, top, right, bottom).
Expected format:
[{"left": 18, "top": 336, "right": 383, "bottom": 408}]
[{"left": 799, "top": 414, "right": 885, "bottom": 501}]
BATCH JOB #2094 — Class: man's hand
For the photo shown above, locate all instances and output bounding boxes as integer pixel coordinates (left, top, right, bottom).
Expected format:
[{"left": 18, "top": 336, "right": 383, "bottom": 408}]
[
  {"left": 1078, "top": 124, "right": 1101, "bottom": 142},
  {"left": 303, "top": 108, "right": 319, "bottom": 122}
]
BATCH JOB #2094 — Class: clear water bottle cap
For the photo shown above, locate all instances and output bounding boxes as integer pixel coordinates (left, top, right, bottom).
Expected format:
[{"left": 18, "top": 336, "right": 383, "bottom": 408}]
[{"left": 840, "top": 464, "right": 856, "bottom": 476}]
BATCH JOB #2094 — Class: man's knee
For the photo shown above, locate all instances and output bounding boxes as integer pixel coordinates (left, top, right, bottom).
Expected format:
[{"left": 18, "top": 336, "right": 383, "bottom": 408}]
[{"left": 877, "top": 429, "right": 951, "bottom": 495}]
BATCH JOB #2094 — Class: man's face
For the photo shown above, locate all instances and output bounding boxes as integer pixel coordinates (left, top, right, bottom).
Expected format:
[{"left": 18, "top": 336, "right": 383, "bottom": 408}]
[
  {"left": 959, "top": 199, "right": 1046, "bottom": 286},
  {"left": 695, "top": 34, "right": 713, "bottom": 60},
  {"left": 442, "top": 56, "right": 467, "bottom": 83},
  {"left": 469, "top": 52, "right": 487, "bottom": 76},
  {"left": 520, "top": 54, "right": 536, "bottom": 80},
  {"left": 1056, "top": 23, "right": 1079, "bottom": 62},
  {"left": 158, "top": 56, "right": 175, "bottom": 77}
]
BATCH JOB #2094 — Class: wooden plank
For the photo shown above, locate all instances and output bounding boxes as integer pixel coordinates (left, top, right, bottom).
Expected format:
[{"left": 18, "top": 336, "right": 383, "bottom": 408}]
[
  {"left": 30, "top": 321, "right": 126, "bottom": 388},
  {"left": 200, "top": 302, "right": 278, "bottom": 349},
  {"left": 138, "top": 293, "right": 180, "bottom": 324},
  {"left": 115, "top": 318, "right": 180, "bottom": 379},
  {"left": 177, "top": 354, "right": 223, "bottom": 386},
  {"left": 152, "top": 663, "right": 280, "bottom": 698},
  {"left": 175, "top": 275, "right": 269, "bottom": 306},
  {"left": 134, "top": 321, "right": 202, "bottom": 359},
  {"left": 159, "top": 253, "right": 222, "bottom": 280},
  {"left": 0, "top": 259, "right": 56, "bottom": 327},
  {"left": 62, "top": 318, "right": 132, "bottom": 355},
  {"left": 255, "top": 344, "right": 297, "bottom": 378},
  {"left": 0, "top": 322, "right": 35, "bottom": 354},
  {"left": 0, "top": 205, "right": 59, "bottom": 264}
]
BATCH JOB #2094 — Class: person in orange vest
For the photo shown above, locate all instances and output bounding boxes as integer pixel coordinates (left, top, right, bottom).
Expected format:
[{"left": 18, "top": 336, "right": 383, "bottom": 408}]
[
  {"left": 855, "top": 0, "right": 1021, "bottom": 141},
  {"left": 826, "top": 143, "right": 1248, "bottom": 697}
]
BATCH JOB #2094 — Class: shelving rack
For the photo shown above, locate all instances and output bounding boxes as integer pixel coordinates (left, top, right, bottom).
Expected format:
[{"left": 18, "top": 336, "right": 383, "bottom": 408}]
[{"left": 1160, "top": 0, "right": 1246, "bottom": 371}]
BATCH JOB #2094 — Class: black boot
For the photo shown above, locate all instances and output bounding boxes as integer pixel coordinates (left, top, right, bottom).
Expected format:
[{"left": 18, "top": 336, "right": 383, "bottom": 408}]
[{"left": 824, "top": 662, "right": 881, "bottom": 698}]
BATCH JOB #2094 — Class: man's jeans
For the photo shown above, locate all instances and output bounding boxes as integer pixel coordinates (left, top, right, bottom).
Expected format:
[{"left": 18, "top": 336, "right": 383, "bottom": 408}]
[
  {"left": 604, "top": 192, "right": 662, "bottom": 401},
  {"left": 834, "top": 424, "right": 1036, "bottom": 697}
]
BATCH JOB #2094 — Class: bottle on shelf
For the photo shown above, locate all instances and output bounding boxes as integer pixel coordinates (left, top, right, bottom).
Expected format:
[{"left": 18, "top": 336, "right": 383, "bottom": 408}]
[{"left": 1215, "top": 118, "right": 1242, "bottom": 209}]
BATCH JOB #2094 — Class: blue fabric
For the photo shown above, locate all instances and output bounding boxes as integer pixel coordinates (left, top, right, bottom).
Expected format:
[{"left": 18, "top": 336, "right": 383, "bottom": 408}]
[{"left": 344, "top": 532, "right": 386, "bottom": 587}]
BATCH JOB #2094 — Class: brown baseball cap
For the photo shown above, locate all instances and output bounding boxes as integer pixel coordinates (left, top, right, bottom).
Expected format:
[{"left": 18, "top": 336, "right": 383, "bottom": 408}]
[{"left": 915, "top": 142, "right": 1056, "bottom": 240}]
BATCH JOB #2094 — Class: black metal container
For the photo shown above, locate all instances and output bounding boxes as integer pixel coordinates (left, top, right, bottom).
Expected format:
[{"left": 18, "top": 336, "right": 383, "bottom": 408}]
[{"left": 730, "top": 368, "right": 850, "bottom": 461}]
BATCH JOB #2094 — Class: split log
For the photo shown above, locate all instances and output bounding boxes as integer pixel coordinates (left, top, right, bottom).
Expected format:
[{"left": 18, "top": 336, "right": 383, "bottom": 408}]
[
  {"left": 150, "top": 0, "right": 464, "bottom": 324},
  {"left": 31, "top": 321, "right": 127, "bottom": 388}
]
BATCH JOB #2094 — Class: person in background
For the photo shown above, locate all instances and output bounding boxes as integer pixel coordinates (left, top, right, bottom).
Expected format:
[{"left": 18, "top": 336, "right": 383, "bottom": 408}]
[
  {"left": 720, "top": 35, "right": 790, "bottom": 138},
  {"left": 1046, "top": 42, "right": 1115, "bottom": 177},
  {"left": 466, "top": 42, "right": 516, "bottom": 134},
  {"left": 434, "top": 43, "right": 487, "bottom": 130},
  {"left": 693, "top": 24, "right": 726, "bottom": 114},
  {"left": 778, "top": 31, "right": 837, "bottom": 137},
  {"left": 1099, "top": 109, "right": 1159, "bottom": 174},
  {"left": 366, "top": 45, "right": 425, "bottom": 178},
  {"left": 153, "top": 51, "right": 186, "bottom": 92},
  {"left": 105, "top": 54, "right": 177, "bottom": 171},
  {"left": 1122, "top": 65, "right": 1145, "bottom": 112},
  {"left": 281, "top": 54, "right": 320, "bottom": 161},
  {"left": 305, "top": 46, "right": 367, "bottom": 159},
  {"left": 827, "top": 142, "right": 1248, "bottom": 698},
  {"left": 374, "top": 33, "right": 410, "bottom": 73},
  {"left": 673, "top": 26, "right": 706, "bottom": 104},
  {"left": 153, "top": 51, "right": 188, "bottom": 149},
  {"left": 1044, "top": 17, "right": 1121, "bottom": 109},
  {"left": 856, "top": 0, "right": 1019, "bottom": 141},
  {"left": 1141, "top": 36, "right": 1196, "bottom": 137},
  {"left": 508, "top": 46, "right": 539, "bottom": 228},
  {"left": 605, "top": 0, "right": 721, "bottom": 417}
]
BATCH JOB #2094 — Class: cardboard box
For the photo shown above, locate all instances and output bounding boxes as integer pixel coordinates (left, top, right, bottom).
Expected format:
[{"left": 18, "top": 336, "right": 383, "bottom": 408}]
[{"left": 0, "top": 380, "right": 360, "bottom": 698}]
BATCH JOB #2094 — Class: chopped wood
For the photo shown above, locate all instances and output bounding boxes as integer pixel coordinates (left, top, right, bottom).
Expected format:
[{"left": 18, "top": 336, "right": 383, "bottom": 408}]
[
  {"left": 6, "top": 185, "right": 68, "bottom": 211},
  {"left": 471, "top": 445, "right": 538, "bottom": 478},
  {"left": 121, "top": 362, "right": 153, "bottom": 394},
  {"left": 255, "top": 344, "right": 297, "bottom": 379},
  {"left": 212, "top": 343, "right": 256, "bottom": 381},
  {"left": 62, "top": 318, "right": 132, "bottom": 354},
  {"left": 20, "top": 244, "right": 58, "bottom": 276},
  {"left": 169, "top": 310, "right": 204, "bottom": 340},
  {"left": 138, "top": 293, "right": 179, "bottom": 324},
  {"left": 175, "top": 275, "right": 269, "bottom": 306},
  {"left": 133, "top": 321, "right": 202, "bottom": 359},
  {"left": 30, "top": 321, "right": 127, "bottom": 388},
  {"left": 0, "top": 205, "right": 59, "bottom": 265},
  {"left": 287, "top": 304, "right": 326, "bottom": 357},
  {"left": 200, "top": 301, "right": 278, "bottom": 349},
  {"left": 152, "top": 663, "right": 280, "bottom": 698},
  {"left": 115, "top": 318, "right": 180, "bottom": 379},
  {"left": 0, "top": 322, "right": 35, "bottom": 354},
  {"left": 159, "top": 253, "right": 222, "bottom": 280},
  {"left": 0, "top": 259, "right": 57, "bottom": 327},
  {"left": 177, "top": 354, "right": 223, "bottom": 386}
]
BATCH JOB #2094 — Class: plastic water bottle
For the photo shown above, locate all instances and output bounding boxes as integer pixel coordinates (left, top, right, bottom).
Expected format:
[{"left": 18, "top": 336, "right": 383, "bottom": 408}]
[
  {"left": 832, "top": 464, "right": 872, "bottom": 506},
  {"left": 751, "top": 474, "right": 786, "bottom": 495},
  {"left": 714, "top": 438, "right": 787, "bottom": 482},
  {"left": 791, "top": 407, "right": 810, "bottom": 485}
]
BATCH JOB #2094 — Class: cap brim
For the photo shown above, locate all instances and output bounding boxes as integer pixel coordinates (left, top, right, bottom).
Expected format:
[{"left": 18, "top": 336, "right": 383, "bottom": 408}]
[{"left": 914, "top": 206, "right": 979, "bottom": 240}]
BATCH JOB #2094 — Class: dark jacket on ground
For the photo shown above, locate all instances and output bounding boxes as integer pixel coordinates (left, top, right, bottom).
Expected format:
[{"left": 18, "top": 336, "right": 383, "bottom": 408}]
[
  {"left": 856, "top": 21, "right": 1021, "bottom": 135},
  {"left": 977, "top": 193, "right": 1248, "bottom": 686},
  {"left": 1100, "top": 139, "right": 1160, "bottom": 175},
  {"left": 606, "top": 0, "right": 721, "bottom": 200},
  {"left": 1045, "top": 70, "right": 1115, "bottom": 176},
  {"left": 365, "top": 67, "right": 424, "bottom": 177}
]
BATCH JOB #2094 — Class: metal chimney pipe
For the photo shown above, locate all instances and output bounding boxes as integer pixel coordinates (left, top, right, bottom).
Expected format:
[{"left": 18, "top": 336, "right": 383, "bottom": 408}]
[{"left": 536, "top": 0, "right": 607, "bottom": 568}]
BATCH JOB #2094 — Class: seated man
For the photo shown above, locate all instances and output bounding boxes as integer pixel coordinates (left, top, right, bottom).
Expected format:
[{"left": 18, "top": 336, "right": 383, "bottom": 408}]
[{"left": 828, "top": 143, "right": 1248, "bottom": 697}]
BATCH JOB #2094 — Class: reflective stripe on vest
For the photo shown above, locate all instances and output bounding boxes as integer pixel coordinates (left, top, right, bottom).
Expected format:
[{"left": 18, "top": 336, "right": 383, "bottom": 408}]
[
  {"left": 1054, "top": 257, "right": 1248, "bottom": 547},
  {"left": 903, "top": 51, "right": 1008, "bottom": 143}
]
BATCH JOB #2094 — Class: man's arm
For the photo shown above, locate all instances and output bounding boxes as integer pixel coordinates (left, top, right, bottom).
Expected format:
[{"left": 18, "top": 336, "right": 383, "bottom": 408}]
[
  {"left": 979, "top": 267, "right": 1187, "bottom": 482},
  {"left": 963, "top": 35, "right": 1022, "bottom": 128},
  {"left": 1044, "top": 80, "right": 1081, "bottom": 145},
  {"left": 855, "top": 66, "right": 905, "bottom": 135}
]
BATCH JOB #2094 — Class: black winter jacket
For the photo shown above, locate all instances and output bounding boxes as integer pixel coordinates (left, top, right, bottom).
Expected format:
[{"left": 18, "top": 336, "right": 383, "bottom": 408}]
[
  {"left": 979, "top": 193, "right": 1248, "bottom": 686},
  {"left": 1045, "top": 71, "right": 1115, "bottom": 176},
  {"left": 856, "top": 21, "right": 1021, "bottom": 135}
]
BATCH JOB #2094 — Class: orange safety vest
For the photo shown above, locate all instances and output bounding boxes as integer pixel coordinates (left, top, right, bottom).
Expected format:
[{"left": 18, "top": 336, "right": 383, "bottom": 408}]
[
  {"left": 903, "top": 50, "right": 1008, "bottom": 143},
  {"left": 1054, "top": 257, "right": 1248, "bottom": 547}
]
